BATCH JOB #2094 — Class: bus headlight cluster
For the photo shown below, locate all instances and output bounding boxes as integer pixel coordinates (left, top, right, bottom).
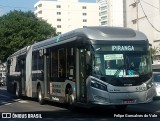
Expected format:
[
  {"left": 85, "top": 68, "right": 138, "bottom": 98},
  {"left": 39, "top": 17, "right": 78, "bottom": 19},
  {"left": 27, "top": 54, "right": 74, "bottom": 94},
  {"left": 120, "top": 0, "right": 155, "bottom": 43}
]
[
  {"left": 91, "top": 80, "right": 108, "bottom": 91},
  {"left": 146, "top": 81, "right": 153, "bottom": 89}
]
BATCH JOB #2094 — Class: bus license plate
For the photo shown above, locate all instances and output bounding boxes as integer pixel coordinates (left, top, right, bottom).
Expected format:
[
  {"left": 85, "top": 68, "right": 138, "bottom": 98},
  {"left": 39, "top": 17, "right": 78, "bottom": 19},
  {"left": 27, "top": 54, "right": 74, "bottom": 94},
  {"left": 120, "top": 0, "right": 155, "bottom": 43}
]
[{"left": 123, "top": 99, "right": 135, "bottom": 104}]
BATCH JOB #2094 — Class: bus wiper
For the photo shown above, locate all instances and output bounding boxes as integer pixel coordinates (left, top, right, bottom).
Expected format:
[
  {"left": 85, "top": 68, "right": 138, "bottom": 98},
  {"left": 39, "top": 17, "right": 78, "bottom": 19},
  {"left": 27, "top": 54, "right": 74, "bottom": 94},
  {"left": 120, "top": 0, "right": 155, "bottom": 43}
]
[{"left": 114, "top": 65, "right": 124, "bottom": 78}]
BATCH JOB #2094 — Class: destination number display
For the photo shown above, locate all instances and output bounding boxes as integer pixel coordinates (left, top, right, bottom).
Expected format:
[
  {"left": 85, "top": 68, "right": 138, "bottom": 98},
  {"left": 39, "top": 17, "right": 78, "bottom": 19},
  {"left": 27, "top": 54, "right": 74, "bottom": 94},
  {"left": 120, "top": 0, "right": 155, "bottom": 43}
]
[{"left": 94, "top": 45, "right": 148, "bottom": 52}]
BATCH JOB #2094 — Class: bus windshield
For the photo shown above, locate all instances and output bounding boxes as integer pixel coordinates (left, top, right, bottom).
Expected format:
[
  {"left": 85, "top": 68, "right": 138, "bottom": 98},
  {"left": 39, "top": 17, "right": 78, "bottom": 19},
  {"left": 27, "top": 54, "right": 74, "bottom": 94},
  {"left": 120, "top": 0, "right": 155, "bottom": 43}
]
[{"left": 93, "top": 53, "right": 152, "bottom": 77}]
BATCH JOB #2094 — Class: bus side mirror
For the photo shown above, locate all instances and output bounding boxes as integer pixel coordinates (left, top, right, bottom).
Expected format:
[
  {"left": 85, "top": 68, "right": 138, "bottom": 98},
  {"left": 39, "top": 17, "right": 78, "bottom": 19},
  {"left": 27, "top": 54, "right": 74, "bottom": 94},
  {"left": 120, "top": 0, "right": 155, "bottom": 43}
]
[{"left": 151, "top": 56, "right": 153, "bottom": 64}]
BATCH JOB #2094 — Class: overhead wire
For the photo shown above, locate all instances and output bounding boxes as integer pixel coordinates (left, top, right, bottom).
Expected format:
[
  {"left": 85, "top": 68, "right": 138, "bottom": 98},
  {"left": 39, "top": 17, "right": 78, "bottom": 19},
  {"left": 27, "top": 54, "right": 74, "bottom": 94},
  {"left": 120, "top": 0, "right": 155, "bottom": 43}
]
[
  {"left": 139, "top": 0, "right": 160, "bottom": 32},
  {"left": 141, "top": 0, "right": 159, "bottom": 10}
]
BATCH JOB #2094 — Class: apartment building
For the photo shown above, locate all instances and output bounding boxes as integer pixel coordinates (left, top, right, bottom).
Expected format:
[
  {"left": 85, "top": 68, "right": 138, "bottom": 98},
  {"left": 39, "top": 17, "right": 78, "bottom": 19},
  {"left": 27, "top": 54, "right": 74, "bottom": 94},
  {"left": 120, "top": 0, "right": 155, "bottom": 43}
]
[
  {"left": 34, "top": 0, "right": 99, "bottom": 34},
  {"left": 126, "top": 0, "right": 160, "bottom": 59},
  {"left": 97, "top": 0, "right": 125, "bottom": 27}
]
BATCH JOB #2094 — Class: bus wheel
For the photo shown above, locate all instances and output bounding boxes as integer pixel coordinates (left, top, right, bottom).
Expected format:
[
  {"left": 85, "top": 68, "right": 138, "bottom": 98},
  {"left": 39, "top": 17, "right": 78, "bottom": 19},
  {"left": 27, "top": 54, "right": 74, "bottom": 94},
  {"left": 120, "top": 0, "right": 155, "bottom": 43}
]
[
  {"left": 15, "top": 84, "right": 20, "bottom": 98},
  {"left": 66, "top": 88, "right": 75, "bottom": 110},
  {"left": 115, "top": 105, "right": 128, "bottom": 110},
  {"left": 68, "top": 95, "right": 75, "bottom": 111},
  {"left": 37, "top": 86, "right": 44, "bottom": 105},
  {"left": 68, "top": 94, "right": 74, "bottom": 106}
]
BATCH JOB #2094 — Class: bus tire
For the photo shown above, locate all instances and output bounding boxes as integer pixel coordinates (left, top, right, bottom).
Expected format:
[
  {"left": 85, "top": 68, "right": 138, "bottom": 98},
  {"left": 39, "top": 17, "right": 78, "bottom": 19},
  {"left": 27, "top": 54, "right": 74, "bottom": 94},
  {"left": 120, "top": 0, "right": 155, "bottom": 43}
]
[
  {"left": 15, "top": 83, "right": 20, "bottom": 98},
  {"left": 37, "top": 86, "right": 44, "bottom": 105},
  {"left": 67, "top": 88, "right": 75, "bottom": 110},
  {"left": 115, "top": 105, "right": 128, "bottom": 110},
  {"left": 68, "top": 94, "right": 74, "bottom": 106},
  {"left": 65, "top": 94, "right": 69, "bottom": 104}
]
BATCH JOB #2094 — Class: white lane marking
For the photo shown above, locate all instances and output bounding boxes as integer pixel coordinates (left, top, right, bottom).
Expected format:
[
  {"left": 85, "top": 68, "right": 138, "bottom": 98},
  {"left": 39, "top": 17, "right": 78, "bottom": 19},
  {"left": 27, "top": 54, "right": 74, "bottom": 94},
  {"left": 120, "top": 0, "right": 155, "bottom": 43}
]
[
  {"left": 12, "top": 99, "right": 28, "bottom": 103},
  {"left": 14, "top": 99, "right": 21, "bottom": 101},
  {"left": 4, "top": 103, "right": 12, "bottom": 105},
  {"left": 18, "top": 100, "right": 28, "bottom": 103}
]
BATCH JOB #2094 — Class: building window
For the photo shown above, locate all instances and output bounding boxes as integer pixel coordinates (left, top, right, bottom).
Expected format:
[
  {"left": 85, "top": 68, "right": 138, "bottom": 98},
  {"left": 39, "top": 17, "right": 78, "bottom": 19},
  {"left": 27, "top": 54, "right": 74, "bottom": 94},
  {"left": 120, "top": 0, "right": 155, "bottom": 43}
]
[
  {"left": 56, "top": 5, "right": 61, "bottom": 8},
  {"left": 57, "top": 32, "right": 61, "bottom": 35},
  {"left": 100, "top": 11, "right": 107, "bottom": 16},
  {"left": 57, "top": 25, "right": 61, "bottom": 28},
  {"left": 82, "top": 6, "right": 87, "bottom": 9},
  {"left": 101, "top": 21, "right": 107, "bottom": 25},
  {"left": 57, "top": 12, "right": 61, "bottom": 15},
  {"left": 38, "top": 10, "right": 42, "bottom": 14},
  {"left": 101, "top": 6, "right": 107, "bottom": 11},
  {"left": 57, "top": 19, "right": 61, "bottom": 21},
  {"left": 83, "top": 19, "right": 87, "bottom": 22},
  {"left": 38, "top": 4, "right": 42, "bottom": 7},
  {"left": 82, "top": 13, "right": 87, "bottom": 16},
  {"left": 101, "top": 16, "right": 107, "bottom": 21}
]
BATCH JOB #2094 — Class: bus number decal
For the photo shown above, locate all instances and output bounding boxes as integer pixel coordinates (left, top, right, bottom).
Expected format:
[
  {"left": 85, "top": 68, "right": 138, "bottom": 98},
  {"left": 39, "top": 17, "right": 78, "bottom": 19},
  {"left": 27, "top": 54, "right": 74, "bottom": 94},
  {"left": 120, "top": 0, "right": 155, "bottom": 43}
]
[{"left": 136, "top": 87, "right": 146, "bottom": 91}]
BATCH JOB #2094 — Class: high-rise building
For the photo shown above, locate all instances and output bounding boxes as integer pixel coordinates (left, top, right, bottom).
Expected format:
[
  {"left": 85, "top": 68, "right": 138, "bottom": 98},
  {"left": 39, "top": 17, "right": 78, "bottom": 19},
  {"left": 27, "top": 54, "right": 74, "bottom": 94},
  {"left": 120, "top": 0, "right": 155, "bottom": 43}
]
[
  {"left": 34, "top": 0, "right": 99, "bottom": 34},
  {"left": 97, "top": 0, "right": 124, "bottom": 27}
]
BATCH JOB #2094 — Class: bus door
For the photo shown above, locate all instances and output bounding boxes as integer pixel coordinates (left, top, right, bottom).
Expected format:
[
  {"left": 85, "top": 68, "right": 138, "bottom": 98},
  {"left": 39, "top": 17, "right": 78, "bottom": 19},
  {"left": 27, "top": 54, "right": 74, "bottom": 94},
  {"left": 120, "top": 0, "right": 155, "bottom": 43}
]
[
  {"left": 19, "top": 58, "right": 26, "bottom": 95},
  {"left": 43, "top": 49, "right": 50, "bottom": 97},
  {"left": 76, "top": 48, "right": 87, "bottom": 103}
]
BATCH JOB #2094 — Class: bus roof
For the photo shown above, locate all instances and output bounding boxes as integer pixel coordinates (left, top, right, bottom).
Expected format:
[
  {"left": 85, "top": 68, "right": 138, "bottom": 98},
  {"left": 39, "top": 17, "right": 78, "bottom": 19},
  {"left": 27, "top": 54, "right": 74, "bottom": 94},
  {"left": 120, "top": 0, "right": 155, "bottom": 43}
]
[
  {"left": 32, "top": 26, "right": 148, "bottom": 51},
  {"left": 8, "top": 46, "right": 30, "bottom": 59},
  {"left": 75, "top": 26, "right": 148, "bottom": 41},
  {"left": 8, "top": 26, "right": 149, "bottom": 59}
]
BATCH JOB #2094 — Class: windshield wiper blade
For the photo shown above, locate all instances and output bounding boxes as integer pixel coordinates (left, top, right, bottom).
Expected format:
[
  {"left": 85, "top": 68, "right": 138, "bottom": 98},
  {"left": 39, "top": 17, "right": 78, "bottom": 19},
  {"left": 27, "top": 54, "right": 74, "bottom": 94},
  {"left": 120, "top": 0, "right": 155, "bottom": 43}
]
[{"left": 114, "top": 65, "right": 124, "bottom": 77}]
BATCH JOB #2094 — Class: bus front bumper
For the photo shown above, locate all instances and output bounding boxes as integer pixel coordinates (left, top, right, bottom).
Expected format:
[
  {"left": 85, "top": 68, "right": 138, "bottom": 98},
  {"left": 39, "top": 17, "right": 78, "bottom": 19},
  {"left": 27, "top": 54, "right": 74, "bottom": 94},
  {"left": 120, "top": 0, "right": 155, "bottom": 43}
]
[{"left": 88, "top": 86, "right": 155, "bottom": 105}]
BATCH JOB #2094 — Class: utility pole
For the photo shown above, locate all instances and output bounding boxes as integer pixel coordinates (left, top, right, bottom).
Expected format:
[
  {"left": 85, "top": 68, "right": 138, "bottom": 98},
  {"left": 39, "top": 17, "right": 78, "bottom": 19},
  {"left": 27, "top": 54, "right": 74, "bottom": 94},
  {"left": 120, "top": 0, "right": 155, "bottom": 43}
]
[
  {"left": 123, "top": 0, "right": 127, "bottom": 27},
  {"left": 136, "top": 0, "right": 139, "bottom": 30},
  {"left": 159, "top": 0, "right": 160, "bottom": 14}
]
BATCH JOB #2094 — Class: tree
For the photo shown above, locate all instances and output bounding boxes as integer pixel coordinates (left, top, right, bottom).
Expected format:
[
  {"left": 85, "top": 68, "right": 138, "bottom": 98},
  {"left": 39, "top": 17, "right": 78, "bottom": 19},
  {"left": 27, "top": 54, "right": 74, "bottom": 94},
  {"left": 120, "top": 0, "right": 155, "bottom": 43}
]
[
  {"left": 0, "top": 10, "right": 57, "bottom": 62},
  {"left": 150, "top": 47, "right": 158, "bottom": 59}
]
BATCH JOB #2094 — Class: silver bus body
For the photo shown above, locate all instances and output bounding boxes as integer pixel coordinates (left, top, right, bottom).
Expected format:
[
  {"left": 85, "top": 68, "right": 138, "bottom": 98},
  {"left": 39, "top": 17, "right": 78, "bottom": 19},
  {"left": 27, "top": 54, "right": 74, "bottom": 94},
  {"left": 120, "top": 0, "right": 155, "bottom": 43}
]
[{"left": 6, "top": 26, "right": 155, "bottom": 108}]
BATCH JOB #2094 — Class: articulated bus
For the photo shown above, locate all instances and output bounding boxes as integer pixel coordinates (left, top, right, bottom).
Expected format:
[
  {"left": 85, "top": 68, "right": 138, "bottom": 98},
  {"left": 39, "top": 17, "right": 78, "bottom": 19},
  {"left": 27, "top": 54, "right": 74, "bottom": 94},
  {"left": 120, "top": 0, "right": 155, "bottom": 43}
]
[{"left": 6, "top": 26, "right": 155, "bottom": 109}]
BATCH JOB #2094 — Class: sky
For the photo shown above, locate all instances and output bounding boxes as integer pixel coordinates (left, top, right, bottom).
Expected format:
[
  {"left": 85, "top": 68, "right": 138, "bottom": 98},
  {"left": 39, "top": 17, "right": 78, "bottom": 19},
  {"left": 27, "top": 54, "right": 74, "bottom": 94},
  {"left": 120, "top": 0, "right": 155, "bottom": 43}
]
[{"left": 0, "top": 0, "right": 96, "bottom": 15}]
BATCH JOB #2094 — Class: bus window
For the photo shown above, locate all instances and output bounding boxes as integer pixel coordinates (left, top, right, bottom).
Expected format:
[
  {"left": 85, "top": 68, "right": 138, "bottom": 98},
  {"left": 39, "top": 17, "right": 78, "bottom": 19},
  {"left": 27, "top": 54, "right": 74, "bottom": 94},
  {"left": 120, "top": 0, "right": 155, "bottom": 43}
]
[
  {"left": 67, "top": 48, "right": 74, "bottom": 80},
  {"left": 58, "top": 49, "right": 66, "bottom": 78},
  {"left": 51, "top": 51, "right": 58, "bottom": 79}
]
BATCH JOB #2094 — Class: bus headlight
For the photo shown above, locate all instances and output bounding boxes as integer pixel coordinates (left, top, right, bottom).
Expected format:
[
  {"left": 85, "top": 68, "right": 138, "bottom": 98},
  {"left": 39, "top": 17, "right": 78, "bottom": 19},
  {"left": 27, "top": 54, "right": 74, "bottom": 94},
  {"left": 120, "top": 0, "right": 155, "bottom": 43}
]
[
  {"left": 146, "top": 81, "right": 154, "bottom": 89},
  {"left": 91, "top": 80, "right": 108, "bottom": 91}
]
